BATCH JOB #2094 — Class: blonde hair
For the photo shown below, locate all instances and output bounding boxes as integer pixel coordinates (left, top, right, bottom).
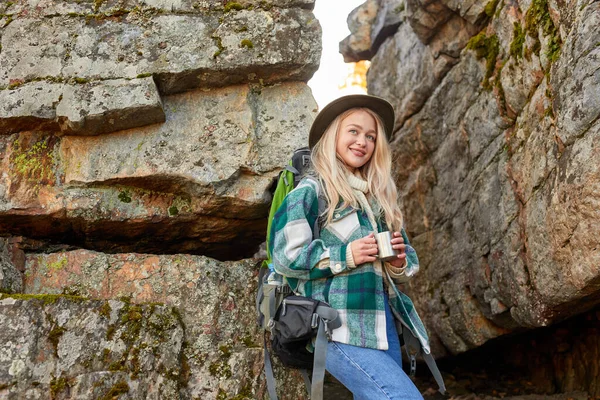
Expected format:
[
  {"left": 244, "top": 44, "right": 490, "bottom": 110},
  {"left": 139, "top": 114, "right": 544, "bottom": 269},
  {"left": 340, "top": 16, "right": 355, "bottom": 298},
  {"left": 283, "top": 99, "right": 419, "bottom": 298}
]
[{"left": 311, "top": 108, "right": 404, "bottom": 232}]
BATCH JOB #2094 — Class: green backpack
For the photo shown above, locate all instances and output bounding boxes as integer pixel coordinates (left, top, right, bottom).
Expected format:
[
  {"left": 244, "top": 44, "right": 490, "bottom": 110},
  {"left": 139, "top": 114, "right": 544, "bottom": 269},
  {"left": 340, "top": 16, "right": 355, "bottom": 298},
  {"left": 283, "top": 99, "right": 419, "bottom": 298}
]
[{"left": 256, "top": 147, "right": 337, "bottom": 400}]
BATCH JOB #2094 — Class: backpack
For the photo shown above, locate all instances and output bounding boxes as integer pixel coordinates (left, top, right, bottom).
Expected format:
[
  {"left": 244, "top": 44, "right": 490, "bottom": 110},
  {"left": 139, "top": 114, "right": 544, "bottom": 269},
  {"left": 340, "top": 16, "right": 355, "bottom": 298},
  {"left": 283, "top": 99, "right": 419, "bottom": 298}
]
[{"left": 256, "top": 147, "right": 340, "bottom": 400}]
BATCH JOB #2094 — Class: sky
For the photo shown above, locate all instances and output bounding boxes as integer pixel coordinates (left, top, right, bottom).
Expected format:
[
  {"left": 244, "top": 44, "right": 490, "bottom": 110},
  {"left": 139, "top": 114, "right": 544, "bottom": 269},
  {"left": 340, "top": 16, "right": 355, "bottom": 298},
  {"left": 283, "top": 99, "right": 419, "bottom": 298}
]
[{"left": 308, "top": 0, "right": 369, "bottom": 110}]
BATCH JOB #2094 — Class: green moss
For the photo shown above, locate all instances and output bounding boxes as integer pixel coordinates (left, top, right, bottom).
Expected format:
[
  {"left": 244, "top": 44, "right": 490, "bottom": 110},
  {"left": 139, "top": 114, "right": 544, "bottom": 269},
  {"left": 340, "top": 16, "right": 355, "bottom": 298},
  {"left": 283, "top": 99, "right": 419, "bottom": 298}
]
[
  {"left": 99, "top": 380, "right": 129, "bottom": 400},
  {"left": 218, "top": 345, "right": 232, "bottom": 359},
  {"left": 510, "top": 22, "right": 525, "bottom": 60},
  {"left": 230, "top": 384, "right": 253, "bottom": 400},
  {"left": 168, "top": 205, "right": 179, "bottom": 216},
  {"left": 48, "top": 325, "right": 66, "bottom": 356},
  {"left": 2, "top": 14, "right": 13, "bottom": 28},
  {"left": 241, "top": 335, "right": 258, "bottom": 348},
  {"left": 72, "top": 77, "right": 89, "bottom": 84},
  {"left": 524, "top": 0, "right": 562, "bottom": 64},
  {"left": 99, "top": 302, "right": 112, "bottom": 319},
  {"left": 94, "top": 0, "right": 104, "bottom": 12},
  {"left": 484, "top": 0, "right": 500, "bottom": 17},
  {"left": 224, "top": 2, "right": 244, "bottom": 12},
  {"left": 240, "top": 39, "right": 254, "bottom": 49},
  {"left": 208, "top": 360, "right": 232, "bottom": 378},
  {"left": 394, "top": 4, "right": 405, "bottom": 13},
  {"left": 108, "top": 359, "right": 126, "bottom": 371},
  {"left": 0, "top": 293, "right": 86, "bottom": 305},
  {"left": 48, "top": 256, "right": 68, "bottom": 271},
  {"left": 466, "top": 32, "right": 500, "bottom": 89},
  {"left": 216, "top": 388, "right": 228, "bottom": 400},
  {"left": 212, "top": 35, "right": 225, "bottom": 59},
  {"left": 102, "top": 348, "right": 112, "bottom": 363},
  {"left": 10, "top": 136, "right": 56, "bottom": 190},
  {"left": 546, "top": 33, "right": 561, "bottom": 63},
  {"left": 106, "top": 324, "right": 116, "bottom": 340},
  {"left": 50, "top": 376, "right": 69, "bottom": 398},
  {"left": 525, "top": 0, "right": 553, "bottom": 36},
  {"left": 136, "top": 72, "right": 152, "bottom": 78},
  {"left": 118, "top": 190, "right": 132, "bottom": 203}
]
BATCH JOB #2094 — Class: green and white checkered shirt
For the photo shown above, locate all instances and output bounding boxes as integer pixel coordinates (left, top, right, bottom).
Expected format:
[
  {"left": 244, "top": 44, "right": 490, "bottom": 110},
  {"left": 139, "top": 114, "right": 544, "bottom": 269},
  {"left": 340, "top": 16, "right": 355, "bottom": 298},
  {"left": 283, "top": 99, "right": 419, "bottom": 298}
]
[{"left": 270, "top": 176, "right": 431, "bottom": 353}]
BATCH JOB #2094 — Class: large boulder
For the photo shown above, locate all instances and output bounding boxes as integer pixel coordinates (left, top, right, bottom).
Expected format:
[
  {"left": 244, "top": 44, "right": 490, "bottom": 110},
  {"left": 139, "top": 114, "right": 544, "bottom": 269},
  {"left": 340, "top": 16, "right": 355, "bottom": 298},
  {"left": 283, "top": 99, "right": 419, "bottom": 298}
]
[
  {"left": 19, "top": 249, "right": 307, "bottom": 399},
  {"left": 0, "top": 294, "right": 184, "bottom": 399},
  {"left": 0, "top": 1, "right": 321, "bottom": 134},
  {"left": 0, "top": 82, "right": 316, "bottom": 260},
  {"left": 364, "top": 0, "right": 600, "bottom": 365}
]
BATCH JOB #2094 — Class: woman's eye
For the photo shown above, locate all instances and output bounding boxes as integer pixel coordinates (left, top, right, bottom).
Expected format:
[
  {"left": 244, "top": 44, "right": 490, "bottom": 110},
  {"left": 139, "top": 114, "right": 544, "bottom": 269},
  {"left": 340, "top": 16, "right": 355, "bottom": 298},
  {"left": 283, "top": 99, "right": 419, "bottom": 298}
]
[
  {"left": 349, "top": 129, "right": 358, "bottom": 134},
  {"left": 367, "top": 135, "right": 376, "bottom": 141}
]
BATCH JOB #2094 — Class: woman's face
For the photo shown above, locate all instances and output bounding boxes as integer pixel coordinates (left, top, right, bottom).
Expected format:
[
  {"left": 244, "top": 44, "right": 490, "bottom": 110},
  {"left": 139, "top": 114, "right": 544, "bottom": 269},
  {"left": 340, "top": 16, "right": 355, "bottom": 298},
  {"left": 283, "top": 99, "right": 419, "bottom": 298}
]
[{"left": 335, "top": 109, "right": 377, "bottom": 172}]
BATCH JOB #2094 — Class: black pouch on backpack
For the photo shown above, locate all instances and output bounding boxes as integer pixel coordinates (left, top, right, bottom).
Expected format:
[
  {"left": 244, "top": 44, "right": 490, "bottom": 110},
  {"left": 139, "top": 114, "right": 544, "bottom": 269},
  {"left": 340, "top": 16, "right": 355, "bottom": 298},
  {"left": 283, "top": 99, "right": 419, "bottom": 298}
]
[{"left": 271, "top": 295, "right": 321, "bottom": 369}]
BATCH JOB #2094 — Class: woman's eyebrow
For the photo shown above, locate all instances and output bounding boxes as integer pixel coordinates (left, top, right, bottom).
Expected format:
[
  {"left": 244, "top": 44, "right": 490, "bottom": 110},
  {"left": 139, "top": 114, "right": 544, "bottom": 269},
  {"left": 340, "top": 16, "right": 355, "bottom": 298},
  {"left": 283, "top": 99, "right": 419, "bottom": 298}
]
[{"left": 346, "top": 123, "right": 377, "bottom": 134}]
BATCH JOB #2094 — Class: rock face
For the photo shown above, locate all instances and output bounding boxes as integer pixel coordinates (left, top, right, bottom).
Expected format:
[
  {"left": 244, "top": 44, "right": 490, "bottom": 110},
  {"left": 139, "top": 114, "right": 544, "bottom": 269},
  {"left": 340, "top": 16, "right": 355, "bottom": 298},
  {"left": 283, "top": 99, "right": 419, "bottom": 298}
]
[
  {"left": 341, "top": 0, "right": 600, "bottom": 395},
  {"left": 0, "top": 82, "right": 316, "bottom": 260},
  {"left": 0, "top": 0, "right": 321, "bottom": 135},
  {"left": 0, "top": 294, "right": 184, "bottom": 399},
  {"left": 0, "top": 0, "right": 320, "bottom": 398},
  {"left": 18, "top": 249, "right": 307, "bottom": 399}
]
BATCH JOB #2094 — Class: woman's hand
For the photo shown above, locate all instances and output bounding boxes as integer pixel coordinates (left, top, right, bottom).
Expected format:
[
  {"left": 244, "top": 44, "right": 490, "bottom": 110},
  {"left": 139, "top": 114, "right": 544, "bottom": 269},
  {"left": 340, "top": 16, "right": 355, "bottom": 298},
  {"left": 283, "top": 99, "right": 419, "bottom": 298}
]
[
  {"left": 387, "top": 231, "right": 407, "bottom": 268},
  {"left": 350, "top": 233, "right": 379, "bottom": 265}
]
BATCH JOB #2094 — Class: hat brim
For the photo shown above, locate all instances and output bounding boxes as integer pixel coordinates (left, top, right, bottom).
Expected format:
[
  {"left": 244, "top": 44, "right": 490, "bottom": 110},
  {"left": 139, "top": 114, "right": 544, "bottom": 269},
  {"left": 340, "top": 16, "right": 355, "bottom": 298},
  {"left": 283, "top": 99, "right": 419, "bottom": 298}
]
[{"left": 308, "top": 94, "right": 395, "bottom": 149}]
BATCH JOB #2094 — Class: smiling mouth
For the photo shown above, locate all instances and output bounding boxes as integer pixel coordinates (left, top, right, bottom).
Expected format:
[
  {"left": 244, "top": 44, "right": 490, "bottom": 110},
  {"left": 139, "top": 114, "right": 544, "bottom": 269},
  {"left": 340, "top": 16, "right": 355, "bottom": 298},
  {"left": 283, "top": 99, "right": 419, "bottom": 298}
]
[{"left": 350, "top": 148, "right": 366, "bottom": 157}]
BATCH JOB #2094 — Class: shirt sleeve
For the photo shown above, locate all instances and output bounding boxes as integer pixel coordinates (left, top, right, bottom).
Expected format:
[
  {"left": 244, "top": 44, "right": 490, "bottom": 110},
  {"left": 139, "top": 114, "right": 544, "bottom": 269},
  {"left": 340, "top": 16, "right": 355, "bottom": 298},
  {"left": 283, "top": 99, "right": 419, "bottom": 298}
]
[
  {"left": 270, "top": 179, "right": 350, "bottom": 280},
  {"left": 386, "top": 228, "right": 420, "bottom": 284}
]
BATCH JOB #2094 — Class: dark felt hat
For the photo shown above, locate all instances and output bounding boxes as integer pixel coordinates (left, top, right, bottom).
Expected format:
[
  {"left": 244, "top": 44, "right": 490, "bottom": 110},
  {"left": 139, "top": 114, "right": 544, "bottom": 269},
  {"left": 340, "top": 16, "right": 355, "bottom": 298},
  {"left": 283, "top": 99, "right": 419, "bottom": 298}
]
[{"left": 308, "top": 94, "right": 395, "bottom": 149}]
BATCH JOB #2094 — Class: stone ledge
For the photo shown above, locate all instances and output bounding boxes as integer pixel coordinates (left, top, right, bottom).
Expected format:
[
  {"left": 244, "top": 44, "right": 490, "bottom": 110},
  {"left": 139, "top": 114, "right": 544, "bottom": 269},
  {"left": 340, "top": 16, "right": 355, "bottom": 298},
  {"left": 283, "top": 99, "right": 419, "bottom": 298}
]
[
  {"left": 0, "top": 9, "right": 321, "bottom": 94},
  {"left": 2, "top": 0, "right": 316, "bottom": 18},
  {"left": 0, "top": 82, "right": 316, "bottom": 259},
  {"left": 0, "top": 77, "right": 164, "bottom": 135}
]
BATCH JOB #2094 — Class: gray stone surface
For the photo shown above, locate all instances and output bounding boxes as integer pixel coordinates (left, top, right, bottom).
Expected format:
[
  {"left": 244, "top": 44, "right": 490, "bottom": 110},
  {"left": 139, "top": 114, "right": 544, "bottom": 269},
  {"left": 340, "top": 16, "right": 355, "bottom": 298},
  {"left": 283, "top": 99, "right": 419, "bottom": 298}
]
[
  {"left": 0, "top": 82, "right": 317, "bottom": 259},
  {"left": 0, "top": 239, "right": 23, "bottom": 294},
  {"left": 3, "top": 0, "right": 316, "bottom": 17},
  {"left": 339, "top": 0, "right": 379, "bottom": 62},
  {"left": 20, "top": 250, "right": 307, "bottom": 399},
  {"left": 365, "top": 0, "right": 600, "bottom": 364},
  {"left": 0, "top": 78, "right": 164, "bottom": 135},
  {"left": 367, "top": 22, "right": 457, "bottom": 130},
  {"left": 0, "top": 294, "right": 184, "bottom": 399},
  {"left": 56, "top": 77, "right": 165, "bottom": 135},
  {"left": 0, "top": 9, "right": 321, "bottom": 94}
]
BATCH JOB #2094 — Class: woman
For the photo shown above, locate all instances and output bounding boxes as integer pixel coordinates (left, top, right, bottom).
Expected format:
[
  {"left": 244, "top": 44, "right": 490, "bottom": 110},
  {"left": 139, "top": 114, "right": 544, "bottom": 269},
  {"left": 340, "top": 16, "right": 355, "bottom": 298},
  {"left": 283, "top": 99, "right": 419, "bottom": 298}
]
[{"left": 270, "top": 94, "right": 430, "bottom": 399}]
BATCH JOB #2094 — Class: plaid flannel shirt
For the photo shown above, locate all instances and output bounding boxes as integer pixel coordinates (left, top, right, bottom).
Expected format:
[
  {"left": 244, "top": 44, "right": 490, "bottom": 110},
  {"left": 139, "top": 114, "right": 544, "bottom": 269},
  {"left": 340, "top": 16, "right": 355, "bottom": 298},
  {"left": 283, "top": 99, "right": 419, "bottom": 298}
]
[{"left": 270, "top": 177, "right": 431, "bottom": 353}]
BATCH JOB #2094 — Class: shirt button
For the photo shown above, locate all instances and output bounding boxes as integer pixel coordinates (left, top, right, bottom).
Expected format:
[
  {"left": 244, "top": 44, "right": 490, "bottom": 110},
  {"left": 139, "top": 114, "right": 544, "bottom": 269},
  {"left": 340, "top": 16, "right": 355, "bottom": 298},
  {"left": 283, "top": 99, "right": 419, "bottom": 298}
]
[
  {"left": 334, "top": 263, "right": 341, "bottom": 272},
  {"left": 335, "top": 213, "right": 340, "bottom": 218}
]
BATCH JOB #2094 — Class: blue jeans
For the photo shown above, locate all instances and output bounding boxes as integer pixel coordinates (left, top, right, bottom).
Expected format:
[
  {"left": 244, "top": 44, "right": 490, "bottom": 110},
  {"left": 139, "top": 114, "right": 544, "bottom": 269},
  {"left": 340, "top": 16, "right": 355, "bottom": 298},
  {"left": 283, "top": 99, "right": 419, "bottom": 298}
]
[{"left": 326, "top": 295, "right": 423, "bottom": 400}]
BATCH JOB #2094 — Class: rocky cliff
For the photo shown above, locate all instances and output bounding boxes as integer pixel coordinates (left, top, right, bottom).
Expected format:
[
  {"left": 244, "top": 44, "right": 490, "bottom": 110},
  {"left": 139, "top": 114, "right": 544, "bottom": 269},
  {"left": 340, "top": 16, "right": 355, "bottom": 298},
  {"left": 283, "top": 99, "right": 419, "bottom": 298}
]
[
  {"left": 0, "top": 0, "right": 321, "bottom": 398},
  {"left": 342, "top": 0, "right": 599, "bottom": 396}
]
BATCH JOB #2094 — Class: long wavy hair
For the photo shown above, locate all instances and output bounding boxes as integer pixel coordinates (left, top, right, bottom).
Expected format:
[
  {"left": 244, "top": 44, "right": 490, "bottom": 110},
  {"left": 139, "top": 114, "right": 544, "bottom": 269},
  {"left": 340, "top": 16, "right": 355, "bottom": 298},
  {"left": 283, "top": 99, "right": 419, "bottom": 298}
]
[{"left": 311, "top": 107, "right": 404, "bottom": 232}]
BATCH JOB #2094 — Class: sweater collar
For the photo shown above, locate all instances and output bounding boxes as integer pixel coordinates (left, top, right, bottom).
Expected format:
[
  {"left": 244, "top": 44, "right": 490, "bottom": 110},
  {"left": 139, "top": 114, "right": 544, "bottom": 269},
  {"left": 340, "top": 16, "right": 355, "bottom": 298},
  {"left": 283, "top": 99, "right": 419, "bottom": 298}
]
[{"left": 346, "top": 171, "right": 368, "bottom": 194}]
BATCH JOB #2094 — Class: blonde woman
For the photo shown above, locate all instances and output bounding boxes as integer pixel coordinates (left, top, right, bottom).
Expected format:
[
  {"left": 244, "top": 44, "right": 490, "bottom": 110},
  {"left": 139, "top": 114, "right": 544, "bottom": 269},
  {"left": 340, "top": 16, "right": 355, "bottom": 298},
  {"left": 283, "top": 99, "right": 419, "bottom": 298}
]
[{"left": 271, "top": 95, "right": 432, "bottom": 399}]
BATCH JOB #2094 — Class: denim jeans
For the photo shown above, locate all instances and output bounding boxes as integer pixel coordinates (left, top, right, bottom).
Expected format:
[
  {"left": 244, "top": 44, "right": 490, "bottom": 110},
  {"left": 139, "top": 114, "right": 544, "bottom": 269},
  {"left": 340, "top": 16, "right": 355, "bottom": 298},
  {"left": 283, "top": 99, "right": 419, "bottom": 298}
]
[{"left": 326, "top": 295, "right": 423, "bottom": 400}]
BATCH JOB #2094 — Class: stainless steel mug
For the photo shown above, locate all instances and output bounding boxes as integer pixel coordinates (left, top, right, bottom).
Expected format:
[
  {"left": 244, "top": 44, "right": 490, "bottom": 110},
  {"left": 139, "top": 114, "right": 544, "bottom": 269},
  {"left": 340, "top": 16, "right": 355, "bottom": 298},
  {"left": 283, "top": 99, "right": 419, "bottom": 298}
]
[{"left": 375, "top": 231, "right": 399, "bottom": 262}]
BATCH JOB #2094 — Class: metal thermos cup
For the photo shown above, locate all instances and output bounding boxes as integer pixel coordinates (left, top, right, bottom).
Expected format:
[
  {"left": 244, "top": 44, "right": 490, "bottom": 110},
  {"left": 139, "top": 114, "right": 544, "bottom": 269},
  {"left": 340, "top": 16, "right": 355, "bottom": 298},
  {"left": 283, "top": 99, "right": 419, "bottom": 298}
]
[{"left": 375, "top": 231, "right": 399, "bottom": 262}]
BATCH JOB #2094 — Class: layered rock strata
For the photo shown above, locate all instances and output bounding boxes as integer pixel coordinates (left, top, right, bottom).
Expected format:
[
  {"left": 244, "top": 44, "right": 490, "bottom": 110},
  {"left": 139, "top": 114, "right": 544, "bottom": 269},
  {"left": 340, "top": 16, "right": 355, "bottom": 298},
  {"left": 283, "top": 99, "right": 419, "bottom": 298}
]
[
  {"left": 341, "top": 1, "right": 600, "bottom": 395},
  {"left": 0, "top": 82, "right": 316, "bottom": 260},
  {"left": 0, "top": 0, "right": 321, "bottom": 398}
]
